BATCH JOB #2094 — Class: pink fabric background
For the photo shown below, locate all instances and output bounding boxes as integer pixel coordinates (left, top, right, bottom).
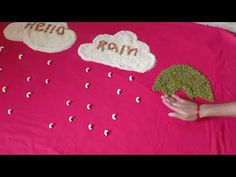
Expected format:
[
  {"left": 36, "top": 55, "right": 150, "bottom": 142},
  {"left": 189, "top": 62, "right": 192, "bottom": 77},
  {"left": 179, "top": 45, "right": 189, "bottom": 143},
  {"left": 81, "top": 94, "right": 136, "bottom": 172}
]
[{"left": 1, "top": 22, "right": 236, "bottom": 154}]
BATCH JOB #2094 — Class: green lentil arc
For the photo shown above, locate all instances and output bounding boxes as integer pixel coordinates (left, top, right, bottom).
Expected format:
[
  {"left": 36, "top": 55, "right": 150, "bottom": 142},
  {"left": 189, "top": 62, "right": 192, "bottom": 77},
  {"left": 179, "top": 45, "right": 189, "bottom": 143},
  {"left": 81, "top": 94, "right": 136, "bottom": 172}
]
[{"left": 152, "top": 64, "right": 214, "bottom": 102}]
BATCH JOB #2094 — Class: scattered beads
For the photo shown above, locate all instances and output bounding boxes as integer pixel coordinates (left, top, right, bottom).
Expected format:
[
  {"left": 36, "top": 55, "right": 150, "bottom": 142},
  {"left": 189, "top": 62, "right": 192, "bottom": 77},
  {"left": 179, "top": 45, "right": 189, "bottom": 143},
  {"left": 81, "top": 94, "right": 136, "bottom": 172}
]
[
  {"left": 7, "top": 109, "right": 13, "bottom": 115},
  {"left": 129, "top": 76, "right": 134, "bottom": 81},
  {"left": 104, "top": 129, "right": 110, "bottom": 136},
  {"left": 112, "top": 113, "right": 117, "bottom": 120},
  {"left": 66, "top": 100, "right": 72, "bottom": 106},
  {"left": 85, "top": 82, "right": 90, "bottom": 89},
  {"left": 86, "top": 104, "right": 92, "bottom": 110},
  {"left": 116, "top": 89, "right": 122, "bottom": 95},
  {"left": 45, "top": 79, "right": 50, "bottom": 84},
  {"left": 26, "top": 91, "right": 32, "bottom": 98},
  {"left": 47, "top": 60, "right": 52, "bottom": 66},
  {"left": 108, "top": 72, "right": 112, "bottom": 78},
  {"left": 18, "top": 54, "right": 23, "bottom": 60},
  {"left": 26, "top": 76, "right": 32, "bottom": 82},
  {"left": 0, "top": 46, "right": 4, "bottom": 51},
  {"left": 85, "top": 67, "right": 91, "bottom": 72},
  {"left": 48, "top": 123, "right": 54, "bottom": 129},
  {"left": 69, "top": 116, "right": 75, "bottom": 122},
  {"left": 136, "top": 96, "right": 141, "bottom": 103},
  {"left": 2, "top": 86, "right": 7, "bottom": 93},
  {"left": 88, "top": 124, "right": 94, "bottom": 130}
]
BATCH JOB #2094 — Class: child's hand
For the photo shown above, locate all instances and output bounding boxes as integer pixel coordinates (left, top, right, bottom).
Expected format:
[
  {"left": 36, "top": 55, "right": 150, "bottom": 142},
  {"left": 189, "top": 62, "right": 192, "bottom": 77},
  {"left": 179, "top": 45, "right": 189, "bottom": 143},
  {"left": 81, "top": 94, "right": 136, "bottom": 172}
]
[{"left": 161, "top": 94, "right": 198, "bottom": 121}]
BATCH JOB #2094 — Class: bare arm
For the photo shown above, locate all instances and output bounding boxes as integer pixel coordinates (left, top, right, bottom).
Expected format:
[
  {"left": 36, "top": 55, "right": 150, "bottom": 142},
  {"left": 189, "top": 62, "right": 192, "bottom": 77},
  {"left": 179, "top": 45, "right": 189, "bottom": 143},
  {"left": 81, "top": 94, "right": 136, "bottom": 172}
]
[
  {"left": 161, "top": 94, "right": 236, "bottom": 121},
  {"left": 200, "top": 102, "right": 236, "bottom": 118}
]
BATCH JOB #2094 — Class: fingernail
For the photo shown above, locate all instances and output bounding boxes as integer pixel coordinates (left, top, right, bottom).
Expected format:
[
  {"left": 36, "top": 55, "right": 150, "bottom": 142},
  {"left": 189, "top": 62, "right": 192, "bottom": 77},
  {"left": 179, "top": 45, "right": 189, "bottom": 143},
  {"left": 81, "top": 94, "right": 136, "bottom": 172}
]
[{"left": 168, "top": 113, "right": 173, "bottom": 117}]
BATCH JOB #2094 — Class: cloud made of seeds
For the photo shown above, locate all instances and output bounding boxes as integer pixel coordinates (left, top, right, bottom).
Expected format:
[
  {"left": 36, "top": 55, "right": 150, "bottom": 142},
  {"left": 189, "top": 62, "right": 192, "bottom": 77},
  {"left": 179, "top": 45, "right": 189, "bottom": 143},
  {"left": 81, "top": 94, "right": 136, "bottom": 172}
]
[
  {"left": 78, "top": 30, "right": 157, "bottom": 73},
  {"left": 4, "top": 22, "right": 77, "bottom": 53}
]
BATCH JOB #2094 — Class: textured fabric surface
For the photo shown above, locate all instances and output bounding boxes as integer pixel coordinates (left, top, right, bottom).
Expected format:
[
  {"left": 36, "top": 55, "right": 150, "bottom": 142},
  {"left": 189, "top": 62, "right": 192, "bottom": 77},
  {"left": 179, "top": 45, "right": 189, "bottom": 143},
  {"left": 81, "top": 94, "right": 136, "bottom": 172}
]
[
  {"left": 1, "top": 22, "right": 236, "bottom": 154},
  {"left": 196, "top": 22, "right": 236, "bottom": 34}
]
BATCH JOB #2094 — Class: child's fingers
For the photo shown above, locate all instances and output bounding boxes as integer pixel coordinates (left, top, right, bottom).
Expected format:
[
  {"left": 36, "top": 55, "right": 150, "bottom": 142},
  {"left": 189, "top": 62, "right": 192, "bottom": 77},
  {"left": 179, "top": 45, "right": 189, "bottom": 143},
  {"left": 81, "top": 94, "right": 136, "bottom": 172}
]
[
  {"left": 168, "top": 112, "right": 184, "bottom": 120},
  {"left": 163, "top": 96, "right": 176, "bottom": 103},
  {"left": 171, "top": 94, "right": 183, "bottom": 101},
  {"left": 162, "top": 99, "right": 185, "bottom": 114}
]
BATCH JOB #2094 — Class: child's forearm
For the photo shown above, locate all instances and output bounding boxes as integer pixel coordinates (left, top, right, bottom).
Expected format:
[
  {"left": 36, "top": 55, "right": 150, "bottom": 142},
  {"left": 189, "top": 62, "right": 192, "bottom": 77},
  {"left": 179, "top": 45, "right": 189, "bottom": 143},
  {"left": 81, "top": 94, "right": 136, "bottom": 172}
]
[{"left": 200, "top": 102, "right": 236, "bottom": 118}]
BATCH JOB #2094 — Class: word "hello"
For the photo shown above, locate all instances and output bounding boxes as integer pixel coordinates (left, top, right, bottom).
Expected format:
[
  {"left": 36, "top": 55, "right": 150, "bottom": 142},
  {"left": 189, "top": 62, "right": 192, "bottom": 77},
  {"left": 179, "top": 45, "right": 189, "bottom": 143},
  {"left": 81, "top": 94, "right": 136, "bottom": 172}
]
[
  {"left": 24, "top": 22, "right": 65, "bottom": 35},
  {"left": 97, "top": 40, "right": 138, "bottom": 56}
]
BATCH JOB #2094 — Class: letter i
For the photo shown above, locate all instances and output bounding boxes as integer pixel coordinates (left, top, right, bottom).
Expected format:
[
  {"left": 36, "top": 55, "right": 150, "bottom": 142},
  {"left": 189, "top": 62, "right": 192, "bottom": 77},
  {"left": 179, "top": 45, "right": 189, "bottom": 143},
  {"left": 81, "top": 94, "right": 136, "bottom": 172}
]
[{"left": 119, "top": 45, "right": 125, "bottom": 55}]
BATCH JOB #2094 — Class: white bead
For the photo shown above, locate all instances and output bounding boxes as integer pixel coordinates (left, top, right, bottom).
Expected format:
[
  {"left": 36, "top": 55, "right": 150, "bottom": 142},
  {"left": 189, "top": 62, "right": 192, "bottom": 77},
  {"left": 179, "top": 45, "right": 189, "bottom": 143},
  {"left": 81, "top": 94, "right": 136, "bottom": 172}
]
[
  {"left": 85, "top": 67, "right": 91, "bottom": 72},
  {"left": 85, "top": 82, "right": 90, "bottom": 89},
  {"left": 45, "top": 79, "right": 50, "bottom": 84},
  {"left": 26, "top": 91, "right": 32, "bottom": 98},
  {"left": 0, "top": 46, "right": 4, "bottom": 51},
  {"left": 26, "top": 76, "right": 31, "bottom": 82},
  {"left": 18, "top": 54, "right": 23, "bottom": 60},
  {"left": 47, "top": 60, "right": 52, "bottom": 65},
  {"left": 129, "top": 76, "right": 134, "bottom": 81},
  {"left": 88, "top": 124, "right": 94, "bottom": 130},
  {"left": 48, "top": 123, "right": 54, "bottom": 129},
  {"left": 112, "top": 113, "right": 117, "bottom": 120},
  {"left": 45, "top": 79, "right": 49, "bottom": 84},
  {"left": 136, "top": 97, "right": 141, "bottom": 103},
  {"left": 104, "top": 129, "right": 110, "bottom": 136},
  {"left": 2, "top": 86, "right": 7, "bottom": 93},
  {"left": 86, "top": 104, "right": 92, "bottom": 110},
  {"left": 108, "top": 72, "right": 112, "bottom": 78},
  {"left": 69, "top": 116, "right": 74, "bottom": 122},
  {"left": 66, "top": 100, "right": 72, "bottom": 106},
  {"left": 7, "top": 109, "right": 13, "bottom": 115},
  {"left": 116, "top": 89, "right": 122, "bottom": 95},
  {"left": 0, "top": 68, "right": 3, "bottom": 72}
]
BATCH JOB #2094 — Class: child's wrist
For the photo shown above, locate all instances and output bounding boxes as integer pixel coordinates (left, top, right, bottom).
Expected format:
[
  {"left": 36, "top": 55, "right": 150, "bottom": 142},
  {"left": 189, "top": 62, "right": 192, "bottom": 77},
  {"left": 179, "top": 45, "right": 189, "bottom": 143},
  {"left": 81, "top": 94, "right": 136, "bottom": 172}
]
[{"left": 199, "top": 104, "right": 211, "bottom": 119}]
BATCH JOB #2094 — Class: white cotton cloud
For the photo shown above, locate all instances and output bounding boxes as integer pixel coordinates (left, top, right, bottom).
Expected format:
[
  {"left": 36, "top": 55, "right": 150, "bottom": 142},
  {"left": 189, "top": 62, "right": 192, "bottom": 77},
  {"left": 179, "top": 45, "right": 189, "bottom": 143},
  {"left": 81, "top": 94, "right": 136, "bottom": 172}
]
[
  {"left": 78, "top": 30, "right": 157, "bottom": 73},
  {"left": 3, "top": 22, "right": 77, "bottom": 53}
]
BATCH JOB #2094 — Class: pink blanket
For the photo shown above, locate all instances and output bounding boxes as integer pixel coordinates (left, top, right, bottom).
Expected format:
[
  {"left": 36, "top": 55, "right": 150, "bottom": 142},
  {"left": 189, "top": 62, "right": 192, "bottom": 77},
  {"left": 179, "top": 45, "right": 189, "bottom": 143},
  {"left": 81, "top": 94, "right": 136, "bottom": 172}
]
[{"left": 1, "top": 22, "right": 236, "bottom": 154}]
